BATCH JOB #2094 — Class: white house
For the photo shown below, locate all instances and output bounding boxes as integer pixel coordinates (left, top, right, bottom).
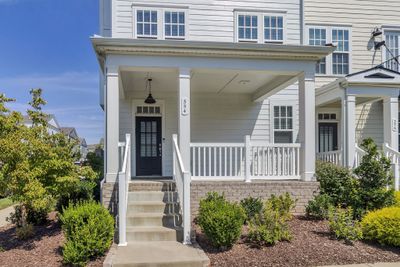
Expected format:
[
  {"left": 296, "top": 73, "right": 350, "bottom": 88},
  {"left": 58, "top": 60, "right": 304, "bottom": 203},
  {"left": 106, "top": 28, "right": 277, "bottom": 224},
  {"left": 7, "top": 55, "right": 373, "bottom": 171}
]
[
  {"left": 23, "top": 114, "right": 61, "bottom": 135},
  {"left": 93, "top": 0, "right": 400, "bottom": 265}
]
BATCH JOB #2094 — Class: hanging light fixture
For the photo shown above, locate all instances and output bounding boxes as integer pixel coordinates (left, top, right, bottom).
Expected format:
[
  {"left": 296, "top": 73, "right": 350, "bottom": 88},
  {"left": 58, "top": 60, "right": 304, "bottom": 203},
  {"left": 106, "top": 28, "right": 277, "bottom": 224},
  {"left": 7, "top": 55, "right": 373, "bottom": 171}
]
[{"left": 144, "top": 78, "right": 156, "bottom": 104}]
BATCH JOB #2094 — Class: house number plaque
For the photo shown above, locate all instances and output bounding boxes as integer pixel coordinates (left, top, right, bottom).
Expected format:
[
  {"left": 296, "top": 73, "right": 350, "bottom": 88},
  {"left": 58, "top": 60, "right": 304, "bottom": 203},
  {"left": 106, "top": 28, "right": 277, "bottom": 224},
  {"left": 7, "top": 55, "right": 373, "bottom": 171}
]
[
  {"left": 181, "top": 97, "right": 190, "bottom": 116},
  {"left": 392, "top": 119, "right": 398, "bottom": 132}
]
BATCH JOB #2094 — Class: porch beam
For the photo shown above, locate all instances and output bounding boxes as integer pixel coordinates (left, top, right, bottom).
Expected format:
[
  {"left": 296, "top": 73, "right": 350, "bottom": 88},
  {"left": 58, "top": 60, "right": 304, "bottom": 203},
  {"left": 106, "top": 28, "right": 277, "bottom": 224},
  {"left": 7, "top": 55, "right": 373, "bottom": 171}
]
[
  {"left": 316, "top": 87, "right": 344, "bottom": 107},
  {"left": 105, "top": 66, "right": 120, "bottom": 182},
  {"left": 299, "top": 73, "right": 316, "bottom": 181},
  {"left": 178, "top": 68, "right": 191, "bottom": 171},
  {"left": 252, "top": 75, "right": 299, "bottom": 102},
  {"left": 383, "top": 96, "right": 399, "bottom": 150}
]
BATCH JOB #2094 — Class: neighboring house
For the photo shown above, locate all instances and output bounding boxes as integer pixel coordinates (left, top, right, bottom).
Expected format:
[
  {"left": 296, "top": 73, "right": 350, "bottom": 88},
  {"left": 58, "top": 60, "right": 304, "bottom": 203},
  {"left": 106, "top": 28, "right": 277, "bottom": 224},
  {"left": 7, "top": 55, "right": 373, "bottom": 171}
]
[
  {"left": 304, "top": 0, "right": 400, "bottom": 176},
  {"left": 60, "top": 127, "right": 87, "bottom": 161},
  {"left": 93, "top": 0, "right": 400, "bottom": 264},
  {"left": 23, "top": 114, "right": 61, "bottom": 135}
]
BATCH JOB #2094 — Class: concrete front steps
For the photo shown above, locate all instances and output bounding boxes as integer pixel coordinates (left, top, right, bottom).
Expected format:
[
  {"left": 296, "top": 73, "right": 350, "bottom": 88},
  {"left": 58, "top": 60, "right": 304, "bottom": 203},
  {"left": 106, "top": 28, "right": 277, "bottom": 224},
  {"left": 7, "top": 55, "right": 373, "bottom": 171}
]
[{"left": 109, "top": 180, "right": 209, "bottom": 267}]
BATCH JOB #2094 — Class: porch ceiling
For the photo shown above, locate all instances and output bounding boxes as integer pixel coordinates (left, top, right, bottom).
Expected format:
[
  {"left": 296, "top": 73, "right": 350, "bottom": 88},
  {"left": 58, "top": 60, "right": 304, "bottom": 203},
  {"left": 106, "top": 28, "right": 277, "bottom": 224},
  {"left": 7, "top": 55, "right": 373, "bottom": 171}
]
[{"left": 120, "top": 68, "right": 293, "bottom": 95}]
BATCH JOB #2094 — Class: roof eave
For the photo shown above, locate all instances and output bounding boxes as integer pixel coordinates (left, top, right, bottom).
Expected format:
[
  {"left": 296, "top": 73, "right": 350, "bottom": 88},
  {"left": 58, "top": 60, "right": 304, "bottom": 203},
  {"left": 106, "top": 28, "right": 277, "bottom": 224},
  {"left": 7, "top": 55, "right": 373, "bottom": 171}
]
[{"left": 91, "top": 37, "right": 335, "bottom": 66}]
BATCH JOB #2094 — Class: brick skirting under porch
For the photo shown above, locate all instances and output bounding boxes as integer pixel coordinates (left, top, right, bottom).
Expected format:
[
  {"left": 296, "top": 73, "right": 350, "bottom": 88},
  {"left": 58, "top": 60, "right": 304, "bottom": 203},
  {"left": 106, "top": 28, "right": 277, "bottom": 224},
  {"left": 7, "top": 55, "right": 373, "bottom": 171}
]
[{"left": 190, "top": 181, "right": 320, "bottom": 218}]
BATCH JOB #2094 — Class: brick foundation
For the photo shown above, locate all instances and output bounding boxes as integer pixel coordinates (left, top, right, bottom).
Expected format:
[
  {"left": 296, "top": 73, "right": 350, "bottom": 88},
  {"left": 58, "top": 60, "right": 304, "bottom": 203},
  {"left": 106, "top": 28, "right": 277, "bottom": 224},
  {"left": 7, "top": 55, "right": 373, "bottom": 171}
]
[{"left": 190, "top": 180, "right": 319, "bottom": 218}]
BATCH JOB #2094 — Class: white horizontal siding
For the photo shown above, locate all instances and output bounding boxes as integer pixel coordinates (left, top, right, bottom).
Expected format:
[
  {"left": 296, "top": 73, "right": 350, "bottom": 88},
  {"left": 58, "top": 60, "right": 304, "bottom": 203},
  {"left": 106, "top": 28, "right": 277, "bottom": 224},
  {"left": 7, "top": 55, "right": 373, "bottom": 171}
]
[
  {"left": 120, "top": 88, "right": 300, "bottom": 176},
  {"left": 355, "top": 101, "right": 384, "bottom": 147},
  {"left": 112, "top": 0, "right": 301, "bottom": 44}
]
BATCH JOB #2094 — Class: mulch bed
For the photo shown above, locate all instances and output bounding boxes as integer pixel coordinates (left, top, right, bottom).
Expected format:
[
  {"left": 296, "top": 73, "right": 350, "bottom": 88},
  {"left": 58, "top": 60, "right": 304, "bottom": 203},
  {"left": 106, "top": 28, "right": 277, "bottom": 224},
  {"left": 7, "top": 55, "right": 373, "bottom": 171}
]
[
  {"left": 196, "top": 216, "right": 400, "bottom": 267},
  {"left": 0, "top": 213, "right": 104, "bottom": 267}
]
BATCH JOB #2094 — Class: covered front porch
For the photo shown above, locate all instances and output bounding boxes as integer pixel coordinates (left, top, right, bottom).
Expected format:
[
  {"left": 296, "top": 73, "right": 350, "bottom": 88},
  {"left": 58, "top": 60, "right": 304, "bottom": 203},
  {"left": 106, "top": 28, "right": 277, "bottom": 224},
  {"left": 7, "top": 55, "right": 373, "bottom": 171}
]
[{"left": 316, "top": 66, "right": 400, "bottom": 189}]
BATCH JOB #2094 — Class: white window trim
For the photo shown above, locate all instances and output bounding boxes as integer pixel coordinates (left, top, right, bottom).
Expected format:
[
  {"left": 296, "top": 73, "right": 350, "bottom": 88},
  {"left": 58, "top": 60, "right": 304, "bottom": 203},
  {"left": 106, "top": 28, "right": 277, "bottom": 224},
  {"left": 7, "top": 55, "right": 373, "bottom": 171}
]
[
  {"left": 270, "top": 101, "right": 296, "bottom": 144},
  {"left": 234, "top": 11, "right": 287, "bottom": 44},
  {"left": 306, "top": 24, "right": 352, "bottom": 77},
  {"left": 132, "top": 6, "right": 188, "bottom": 40}
]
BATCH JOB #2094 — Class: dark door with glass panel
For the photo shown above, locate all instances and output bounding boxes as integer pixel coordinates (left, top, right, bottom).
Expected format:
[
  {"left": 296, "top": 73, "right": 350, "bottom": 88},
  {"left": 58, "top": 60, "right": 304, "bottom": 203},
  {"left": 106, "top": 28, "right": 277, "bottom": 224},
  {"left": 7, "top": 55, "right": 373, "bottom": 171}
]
[
  {"left": 136, "top": 117, "right": 162, "bottom": 176},
  {"left": 318, "top": 123, "right": 338, "bottom": 152}
]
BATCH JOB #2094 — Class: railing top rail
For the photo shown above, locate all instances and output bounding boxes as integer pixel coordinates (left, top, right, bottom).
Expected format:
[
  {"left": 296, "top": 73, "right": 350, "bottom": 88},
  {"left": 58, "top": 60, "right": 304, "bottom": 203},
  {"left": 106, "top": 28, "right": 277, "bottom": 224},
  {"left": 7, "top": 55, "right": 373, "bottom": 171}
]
[
  {"left": 190, "top": 142, "right": 245, "bottom": 147},
  {"left": 173, "top": 134, "right": 187, "bottom": 173},
  {"left": 355, "top": 144, "right": 367, "bottom": 155},
  {"left": 250, "top": 142, "right": 301, "bottom": 148},
  {"left": 317, "top": 150, "right": 342, "bottom": 155},
  {"left": 383, "top": 143, "right": 400, "bottom": 156}
]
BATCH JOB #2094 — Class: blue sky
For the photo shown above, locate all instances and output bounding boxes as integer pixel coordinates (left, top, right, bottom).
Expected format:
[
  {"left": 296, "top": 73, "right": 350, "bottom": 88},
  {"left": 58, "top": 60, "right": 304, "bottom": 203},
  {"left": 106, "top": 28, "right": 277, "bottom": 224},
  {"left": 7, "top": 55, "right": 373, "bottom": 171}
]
[{"left": 0, "top": 0, "right": 102, "bottom": 144}]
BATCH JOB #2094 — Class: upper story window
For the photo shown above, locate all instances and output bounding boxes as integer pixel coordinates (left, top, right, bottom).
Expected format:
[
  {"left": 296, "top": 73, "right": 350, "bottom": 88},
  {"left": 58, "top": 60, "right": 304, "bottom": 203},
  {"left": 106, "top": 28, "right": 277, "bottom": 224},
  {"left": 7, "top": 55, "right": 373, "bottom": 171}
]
[
  {"left": 264, "top": 16, "right": 284, "bottom": 42},
  {"left": 309, "top": 28, "right": 327, "bottom": 74},
  {"left": 165, "top": 11, "right": 185, "bottom": 38},
  {"left": 236, "top": 12, "right": 285, "bottom": 44},
  {"left": 384, "top": 30, "right": 400, "bottom": 72},
  {"left": 133, "top": 7, "right": 187, "bottom": 40},
  {"left": 332, "top": 29, "right": 350, "bottom": 75},
  {"left": 307, "top": 25, "right": 352, "bottom": 76},
  {"left": 238, "top": 14, "right": 258, "bottom": 41},
  {"left": 136, "top": 10, "right": 158, "bottom": 38}
]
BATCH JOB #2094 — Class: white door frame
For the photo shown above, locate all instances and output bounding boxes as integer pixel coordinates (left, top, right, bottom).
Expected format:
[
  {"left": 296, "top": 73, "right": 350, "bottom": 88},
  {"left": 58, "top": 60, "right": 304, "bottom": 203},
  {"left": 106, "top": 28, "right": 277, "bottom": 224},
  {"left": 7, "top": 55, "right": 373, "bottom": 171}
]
[{"left": 132, "top": 99, "right": 166, "bottom": 176}]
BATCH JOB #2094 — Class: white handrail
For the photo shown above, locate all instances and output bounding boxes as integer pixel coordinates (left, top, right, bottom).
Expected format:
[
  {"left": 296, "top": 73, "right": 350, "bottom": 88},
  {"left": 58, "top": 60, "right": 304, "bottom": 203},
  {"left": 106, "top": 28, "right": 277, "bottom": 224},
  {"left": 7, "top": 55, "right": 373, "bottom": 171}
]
[
  {"left": 354, "top": 144, "right": 367, "bottom": 168},
  {"left": 172, "top": 134, "right": 191, "bottom": 245},
  {"left": 383, "top": 143, "right": 400, "bottom": 191},
  {"left": 118, "top": 134, "right": 131, "bottom": 246}
]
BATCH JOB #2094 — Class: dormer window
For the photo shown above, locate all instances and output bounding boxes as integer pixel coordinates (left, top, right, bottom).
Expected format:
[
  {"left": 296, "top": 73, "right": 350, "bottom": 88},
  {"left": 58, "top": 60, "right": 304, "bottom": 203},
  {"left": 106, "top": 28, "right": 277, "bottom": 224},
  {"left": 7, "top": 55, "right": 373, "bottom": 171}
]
[
  {"left": 136, "top": 10, "right": 158, "bottom": 38},
  {"left": 235, "top": 12, "right": 285, "bottom": 44}
]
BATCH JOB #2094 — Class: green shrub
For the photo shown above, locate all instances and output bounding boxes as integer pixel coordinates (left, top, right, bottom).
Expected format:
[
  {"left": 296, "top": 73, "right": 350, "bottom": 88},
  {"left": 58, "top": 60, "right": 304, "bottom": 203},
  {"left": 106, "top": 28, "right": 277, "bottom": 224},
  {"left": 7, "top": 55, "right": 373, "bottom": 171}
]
[
  {"left": 57, "top": 180, "right": 95, "bottom": 212},
  {"left": 353, "top": 138, "right": 395, "bottom": 218},
  {"left": 267, "top": 193, "right": 296, "bottom": 220},
  {"left": 361, "top": 206, "right": 400, "bottom": 247},
  {"left": 8, "top": 203, "right": 52, "bottom": 226},
  {"left": 198, "top": 192, "right": 245, "bottom": 249},
  {"left": 306, "top": 194, "right": 333, "bottom": 220},
  {"left": 316, "top": 161, "right": 357, "bottom": 207},
  {"left": 60, "top": 201, "right": 114, "bottom": 266},
  {"left": 240, "top": 197, "right": 263, "bottom": 223},
  {"left": 394, "top": 192, "right": 400, "bottom": 207},
  {"left": 328, "top": 206, "right": 362, "bottom": 243},
  {"left": 248, "top": 194, "right": 296, "bottom": 246},
  {"left": 16, "top": 224, "right": 34, "bottom": 240}
]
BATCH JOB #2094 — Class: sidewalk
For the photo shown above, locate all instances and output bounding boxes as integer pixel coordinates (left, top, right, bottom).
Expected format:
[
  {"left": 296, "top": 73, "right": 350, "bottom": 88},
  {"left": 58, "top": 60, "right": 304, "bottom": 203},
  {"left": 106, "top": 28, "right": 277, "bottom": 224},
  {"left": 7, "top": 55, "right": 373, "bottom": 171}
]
[
  {"left": 0, "top": 205, "right": 14, "bottom": 227},
  {"left": 321, "top": 263, "right": 400, "bottom": 267}
]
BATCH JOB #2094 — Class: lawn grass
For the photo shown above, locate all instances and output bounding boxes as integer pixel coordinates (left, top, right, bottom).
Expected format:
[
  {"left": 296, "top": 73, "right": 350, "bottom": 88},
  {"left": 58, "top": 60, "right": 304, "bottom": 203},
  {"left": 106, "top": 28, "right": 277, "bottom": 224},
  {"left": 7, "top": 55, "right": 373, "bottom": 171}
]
[{"left": 0, "top": 198, "right": 14, "bottom": 210}]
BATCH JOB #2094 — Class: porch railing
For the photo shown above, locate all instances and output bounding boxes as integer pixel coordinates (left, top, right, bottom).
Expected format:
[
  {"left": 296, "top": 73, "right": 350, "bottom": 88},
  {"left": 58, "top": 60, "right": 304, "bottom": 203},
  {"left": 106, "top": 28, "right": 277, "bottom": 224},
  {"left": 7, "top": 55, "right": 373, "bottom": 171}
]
[
  {"left": 383, "top": 143, "right": 400, "bottom": 191},
  {"left": 190, "top": 136, "right": 301, "bottom": 181},
  {"left": 354, "top": 144, "right": 367, "bottom": 168},
  {"left": 172, "top": 134, "right": 191, "bottom": 244},
  {"left": 316, "top": 150, "right": 342, "bottom": 166},
  {"left": 117, "top": 134, "right": 131, "bottom": 246}
]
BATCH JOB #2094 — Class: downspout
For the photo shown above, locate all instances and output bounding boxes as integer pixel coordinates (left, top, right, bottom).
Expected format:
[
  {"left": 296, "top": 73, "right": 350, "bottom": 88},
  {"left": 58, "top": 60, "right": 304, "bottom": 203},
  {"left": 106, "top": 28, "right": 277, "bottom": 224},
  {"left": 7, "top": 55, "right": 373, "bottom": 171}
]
[{"left": 300, "top": 0, "right": 304, "bottom": 45}]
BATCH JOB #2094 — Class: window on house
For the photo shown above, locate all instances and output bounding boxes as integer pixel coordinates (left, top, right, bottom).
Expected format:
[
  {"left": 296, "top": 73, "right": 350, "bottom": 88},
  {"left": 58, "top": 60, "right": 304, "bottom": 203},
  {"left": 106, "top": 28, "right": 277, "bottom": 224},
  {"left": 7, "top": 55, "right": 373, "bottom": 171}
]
[
  {"left": 273, "top": 106, "right": 293, "bottom": 143},
  {"left": 309, "top": 28, "right": 327, "bottom": 74},
  {"left": 385, "top": 31, "right": 400, "bottom": 72},
  {"left": 165, "top": 11, "right": 185, "bottom": 38},
  {"left": 264, "top": 15, "right": 284, "bottom": 42},
  {"left": 332, "top": 29, "right": 350, "bottom": 75},
  {"left": 238, "top": 14, "right": 258, "bottom": 42},
  {"left": 137, "top": 10, "right": 158, "bottom": 38}
]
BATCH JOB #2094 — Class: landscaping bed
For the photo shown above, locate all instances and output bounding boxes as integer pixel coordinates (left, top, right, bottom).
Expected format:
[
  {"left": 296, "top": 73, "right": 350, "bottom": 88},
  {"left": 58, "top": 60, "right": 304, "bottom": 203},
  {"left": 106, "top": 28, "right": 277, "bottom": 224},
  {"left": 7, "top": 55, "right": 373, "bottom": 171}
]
[
  {"left": 0, "top": 214, "right": 104, "bottom": 267},
  {"left": 196, "top": 216, "right": 400, "bottom": 267}
]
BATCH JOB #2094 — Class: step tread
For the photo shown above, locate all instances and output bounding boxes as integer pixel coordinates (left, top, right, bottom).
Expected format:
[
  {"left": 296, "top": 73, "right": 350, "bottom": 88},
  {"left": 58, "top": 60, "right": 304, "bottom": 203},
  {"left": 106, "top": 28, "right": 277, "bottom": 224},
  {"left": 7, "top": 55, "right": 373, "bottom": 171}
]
[
  {"left": 126, "top": 226, "right": 182, "bottom": 233},
  {"left": 128, "top": 201, "right": 178, "bottom": 205},
  {"left": 127, "top": 212, "right": 178, "bottom": 218},
  {"left": 112, "top": 241, "right": 209, "bottom": 266}
]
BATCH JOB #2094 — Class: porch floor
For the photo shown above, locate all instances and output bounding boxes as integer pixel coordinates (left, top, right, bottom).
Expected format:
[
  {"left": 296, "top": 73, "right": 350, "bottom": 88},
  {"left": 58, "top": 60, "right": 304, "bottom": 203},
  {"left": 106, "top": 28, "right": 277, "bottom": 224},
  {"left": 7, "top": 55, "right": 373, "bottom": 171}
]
[{"left": 111, "top": 241, "right": 209, "bottom": 267}]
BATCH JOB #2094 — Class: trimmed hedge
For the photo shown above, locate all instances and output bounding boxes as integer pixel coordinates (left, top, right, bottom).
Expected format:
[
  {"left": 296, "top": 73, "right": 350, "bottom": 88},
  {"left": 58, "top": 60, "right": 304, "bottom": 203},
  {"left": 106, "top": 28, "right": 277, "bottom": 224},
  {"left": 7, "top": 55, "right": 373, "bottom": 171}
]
[{"left": 361, "top": 206, "right": 400, "bottom": 247}]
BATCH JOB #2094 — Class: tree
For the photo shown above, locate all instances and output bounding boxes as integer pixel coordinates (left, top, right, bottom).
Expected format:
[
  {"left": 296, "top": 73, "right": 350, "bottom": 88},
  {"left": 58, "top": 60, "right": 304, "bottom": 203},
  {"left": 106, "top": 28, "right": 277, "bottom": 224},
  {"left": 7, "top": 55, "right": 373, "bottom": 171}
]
[{"left": 0, "top": 90, "right": 97, "bottom": 225}]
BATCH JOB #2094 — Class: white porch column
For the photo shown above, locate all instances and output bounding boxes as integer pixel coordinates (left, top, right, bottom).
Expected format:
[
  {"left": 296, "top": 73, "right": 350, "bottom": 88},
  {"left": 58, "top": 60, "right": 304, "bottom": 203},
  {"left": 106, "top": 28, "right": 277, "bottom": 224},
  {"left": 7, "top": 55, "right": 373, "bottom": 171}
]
[
  {"left": 105, "top": 66, "right": 120, "bottom": 182},
  {"left": 178, "top": 68, "right": 191, "bottom": 171},
  {"left": 299, "top": 73, "right": 316, "bottom": 181},
  {"left": 343, "top": 94, "right": 356, "bottom": 168},
  {"left": 383, "top": 96, "right": 399, "bottom": 150}
]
